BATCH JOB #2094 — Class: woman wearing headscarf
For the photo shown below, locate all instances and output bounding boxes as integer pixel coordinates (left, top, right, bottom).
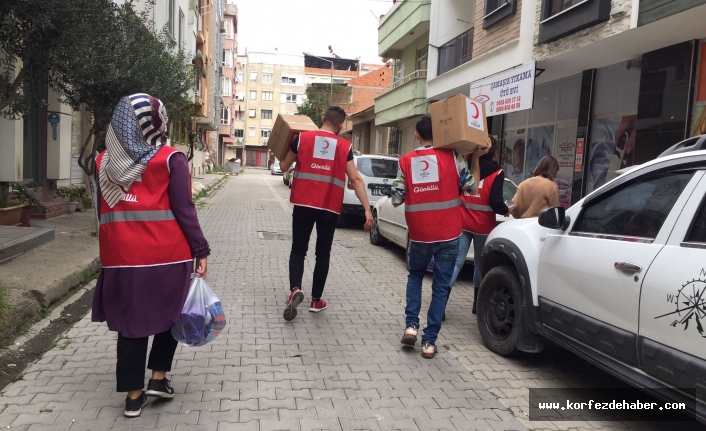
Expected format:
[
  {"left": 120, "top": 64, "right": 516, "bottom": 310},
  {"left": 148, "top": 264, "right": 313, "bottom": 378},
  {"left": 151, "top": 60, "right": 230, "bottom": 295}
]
[
  {"left": 92, "top": 94, "right": 210, "bottom": 418},
  {"left": 448, "top": 137, "right": 510, "bottom": 314}
]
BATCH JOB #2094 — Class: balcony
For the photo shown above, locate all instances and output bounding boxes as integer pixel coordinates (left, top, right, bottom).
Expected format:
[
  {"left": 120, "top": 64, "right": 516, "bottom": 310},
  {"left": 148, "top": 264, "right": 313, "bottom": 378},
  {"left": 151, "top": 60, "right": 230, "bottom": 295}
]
[
  {"left": 437, "top": 29, "right": 474, "bottom": 76},
  {"left": 378, "top": 0, "right": 431, "bottom": 59},
  {"left": 374, "top": 71, "right": 428, "bottom": 127}
]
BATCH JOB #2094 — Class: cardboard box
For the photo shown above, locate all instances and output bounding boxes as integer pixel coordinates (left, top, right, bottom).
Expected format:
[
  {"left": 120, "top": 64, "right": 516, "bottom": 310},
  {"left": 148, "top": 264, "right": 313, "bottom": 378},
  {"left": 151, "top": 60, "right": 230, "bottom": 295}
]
[
  {"left": 431, "top": 95, "right": 488, "bottom": 154},
  {"left": 268, "top": 114, "right": 319, "bottom": 161}
]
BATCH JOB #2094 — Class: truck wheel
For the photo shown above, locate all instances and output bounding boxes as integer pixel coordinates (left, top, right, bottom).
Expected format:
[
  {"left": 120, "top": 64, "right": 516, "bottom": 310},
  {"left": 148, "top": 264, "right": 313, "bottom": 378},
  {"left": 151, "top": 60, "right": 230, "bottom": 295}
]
[
  {"left": 476, "top": 265, "right": 522, "bottom": 356},
  {"left": 369, "top": 211, "right": 386, "bottom": 245}
]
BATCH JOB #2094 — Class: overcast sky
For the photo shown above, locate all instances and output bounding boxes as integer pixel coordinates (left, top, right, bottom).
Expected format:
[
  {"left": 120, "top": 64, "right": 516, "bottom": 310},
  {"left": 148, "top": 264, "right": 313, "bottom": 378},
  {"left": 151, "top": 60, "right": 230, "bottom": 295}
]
[{"left": 232, "top": 0, "right": 394, "bottom": 64}]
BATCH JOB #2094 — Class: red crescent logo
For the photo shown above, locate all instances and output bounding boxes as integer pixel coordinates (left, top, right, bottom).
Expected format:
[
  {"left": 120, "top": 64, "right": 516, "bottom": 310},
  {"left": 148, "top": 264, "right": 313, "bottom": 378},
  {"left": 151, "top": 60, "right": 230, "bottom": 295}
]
[
  {"left": 421, "top": 160, "right": 429, "bottom": 171},
  {"left": 323, "top": 141, "right": 330, "bottom": 149},
  {"left": 470, "top": 101, "right": 480, "bottom": 119}
]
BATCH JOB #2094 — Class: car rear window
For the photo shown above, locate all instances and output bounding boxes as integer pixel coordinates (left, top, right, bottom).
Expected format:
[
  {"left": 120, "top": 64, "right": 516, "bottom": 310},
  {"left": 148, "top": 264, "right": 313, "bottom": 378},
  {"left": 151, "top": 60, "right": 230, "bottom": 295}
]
[{"left": 356, "top": 158, "right": 398, "bottom": 179}]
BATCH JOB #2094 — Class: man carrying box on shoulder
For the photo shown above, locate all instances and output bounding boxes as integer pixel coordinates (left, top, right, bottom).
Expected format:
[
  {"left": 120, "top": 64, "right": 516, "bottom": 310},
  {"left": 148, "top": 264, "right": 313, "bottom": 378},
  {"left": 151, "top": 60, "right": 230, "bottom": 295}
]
[
  {"left": 392, "top": 114, "right": 486, "bottom": 358},
  {"left": 279, "top": 106, "right": 373, "bottom": 322}
]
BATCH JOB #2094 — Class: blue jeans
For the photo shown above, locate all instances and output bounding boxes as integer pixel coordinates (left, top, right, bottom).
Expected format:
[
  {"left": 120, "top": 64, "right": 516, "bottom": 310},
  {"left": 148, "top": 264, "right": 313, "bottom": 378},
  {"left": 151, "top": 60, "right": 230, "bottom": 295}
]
[
  {"left": 450, "top": 231, "right": 488, "bottom": 289},
  {"left": 405, "top": 238, "right": 459, "bottom": 344}
]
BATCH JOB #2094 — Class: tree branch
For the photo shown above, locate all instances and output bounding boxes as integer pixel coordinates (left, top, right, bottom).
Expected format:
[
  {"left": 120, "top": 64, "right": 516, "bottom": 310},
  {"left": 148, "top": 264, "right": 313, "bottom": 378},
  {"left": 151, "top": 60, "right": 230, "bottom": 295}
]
[{"left": 0, "top": 68, "right": 26, "bottom": 112}]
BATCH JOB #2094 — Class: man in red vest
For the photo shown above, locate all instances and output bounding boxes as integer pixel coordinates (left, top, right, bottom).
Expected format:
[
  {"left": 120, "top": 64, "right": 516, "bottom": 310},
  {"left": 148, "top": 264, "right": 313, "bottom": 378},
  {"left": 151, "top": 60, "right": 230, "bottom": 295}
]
[
  {"left": 393, "top": 114, "right": 485, "bottom": 358},
  {"left": 279, "top": 106, "right": 373, "bottom": 321}
]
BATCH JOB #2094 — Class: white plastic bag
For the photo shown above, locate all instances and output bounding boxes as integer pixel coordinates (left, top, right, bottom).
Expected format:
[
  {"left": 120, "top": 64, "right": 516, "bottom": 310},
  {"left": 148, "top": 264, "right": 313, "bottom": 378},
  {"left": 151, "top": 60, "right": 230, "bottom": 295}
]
[{"left": 171, "top": 274, "right": 226, "bottom": 347}]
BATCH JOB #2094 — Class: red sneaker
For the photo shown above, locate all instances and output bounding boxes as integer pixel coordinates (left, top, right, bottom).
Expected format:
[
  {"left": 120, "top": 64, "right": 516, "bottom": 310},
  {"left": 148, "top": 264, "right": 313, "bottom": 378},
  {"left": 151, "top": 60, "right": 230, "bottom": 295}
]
[
  {"left": 309, "top": 299, "right": 327, "bottom": 313},
  {"left": 283, "top": 288, "right": 304, "bottom": 321}
]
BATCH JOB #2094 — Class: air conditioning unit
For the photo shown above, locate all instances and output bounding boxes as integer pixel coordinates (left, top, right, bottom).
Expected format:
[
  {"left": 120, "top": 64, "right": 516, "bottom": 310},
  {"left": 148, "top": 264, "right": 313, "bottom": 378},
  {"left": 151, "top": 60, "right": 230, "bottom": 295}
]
[{"left": 237, "top": 138, "right": 243, "bottom": 143}]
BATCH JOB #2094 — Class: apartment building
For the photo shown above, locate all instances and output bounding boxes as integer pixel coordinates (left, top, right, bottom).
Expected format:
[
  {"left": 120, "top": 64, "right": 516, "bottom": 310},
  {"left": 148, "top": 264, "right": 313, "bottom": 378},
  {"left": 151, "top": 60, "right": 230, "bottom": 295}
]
[
  {"left": 374, "top": 0, "right": 431, "bottom": 156},
  {"left": 219, "top": 2, "right": 237, "bottom": 164},
  {"left": 238, "top": 52, "right": 305, "bottom": 167}
]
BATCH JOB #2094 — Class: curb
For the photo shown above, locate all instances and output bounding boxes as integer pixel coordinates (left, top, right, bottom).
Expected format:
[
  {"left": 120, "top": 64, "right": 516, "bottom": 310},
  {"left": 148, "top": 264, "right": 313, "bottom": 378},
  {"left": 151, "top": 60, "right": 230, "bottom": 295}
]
[
  {"left": 9, "top": 280, "right": 97, "bottom": 351},
  {"left": 0, "top": 259, "right": 101, "bottom": 343}
]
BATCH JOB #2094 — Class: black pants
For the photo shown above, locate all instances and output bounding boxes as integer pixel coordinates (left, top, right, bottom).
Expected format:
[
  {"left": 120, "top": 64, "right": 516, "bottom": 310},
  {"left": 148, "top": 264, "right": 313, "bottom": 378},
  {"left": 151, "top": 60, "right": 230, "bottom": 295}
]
[
  {"left": 116, "top": 330, "right": 178, "bottom": 392},
  {"left": 289, "top": 205, "right": 338, "bottom": 299}
]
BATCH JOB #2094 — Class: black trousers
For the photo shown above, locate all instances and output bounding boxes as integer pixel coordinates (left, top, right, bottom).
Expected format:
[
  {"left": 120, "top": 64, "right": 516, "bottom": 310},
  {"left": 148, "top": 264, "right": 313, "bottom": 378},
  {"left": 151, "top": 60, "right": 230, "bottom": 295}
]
[
  {"left": 116, "top": 330, "right": 178, "bottom": 392},
  {"left": 289, "top": 205, "right": 338, "bottom": 299}
]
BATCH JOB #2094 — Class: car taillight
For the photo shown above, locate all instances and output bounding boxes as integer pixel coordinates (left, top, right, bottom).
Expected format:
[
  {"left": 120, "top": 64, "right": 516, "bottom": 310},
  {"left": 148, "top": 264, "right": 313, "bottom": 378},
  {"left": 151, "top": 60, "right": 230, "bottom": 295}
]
[{"left": 347, "top": 180, "right": 354, "bottom": 190}]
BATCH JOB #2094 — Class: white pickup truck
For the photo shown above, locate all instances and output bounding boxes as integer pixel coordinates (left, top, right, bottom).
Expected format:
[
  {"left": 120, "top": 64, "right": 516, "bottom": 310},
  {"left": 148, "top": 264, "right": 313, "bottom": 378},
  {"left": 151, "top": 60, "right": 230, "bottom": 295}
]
[{"left": 477, "top": 137, "right": 706, "bottom": 420}]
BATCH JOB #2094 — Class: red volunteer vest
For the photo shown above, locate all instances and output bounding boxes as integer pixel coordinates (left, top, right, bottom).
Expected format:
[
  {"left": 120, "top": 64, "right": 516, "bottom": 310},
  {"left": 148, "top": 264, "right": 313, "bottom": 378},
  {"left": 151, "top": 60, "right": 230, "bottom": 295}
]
[
  {"left": 97, "top": 147, "right": 192, "bottom": 268},
  {"left": 461, "top": 169, "right": 501, "bottom": 235},
  {"left": 290, "top": 130, "right": 351, "bottom": 214},
  {"left": 399, "top": 147, "right": 461, "bottom": 243}
]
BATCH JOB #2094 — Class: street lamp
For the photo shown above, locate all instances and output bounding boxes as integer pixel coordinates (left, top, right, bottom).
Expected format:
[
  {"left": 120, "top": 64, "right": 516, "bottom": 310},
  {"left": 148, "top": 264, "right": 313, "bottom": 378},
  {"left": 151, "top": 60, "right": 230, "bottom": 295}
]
[{"left": 303, "top": 52, "right": 333, "bottom": 105}]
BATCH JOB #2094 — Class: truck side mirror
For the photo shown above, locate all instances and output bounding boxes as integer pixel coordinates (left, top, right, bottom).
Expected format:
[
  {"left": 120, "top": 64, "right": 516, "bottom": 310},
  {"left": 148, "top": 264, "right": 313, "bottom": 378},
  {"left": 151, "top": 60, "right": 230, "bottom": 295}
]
[{"left": 538, "top": 206, "right": 569, "bottom": 231}]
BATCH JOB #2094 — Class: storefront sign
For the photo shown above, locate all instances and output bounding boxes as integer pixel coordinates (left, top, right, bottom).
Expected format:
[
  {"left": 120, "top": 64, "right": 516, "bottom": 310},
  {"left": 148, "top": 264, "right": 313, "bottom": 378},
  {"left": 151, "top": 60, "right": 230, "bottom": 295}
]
[
  {"left": 574, "top": 138, "right": 584, "bottom": 172},
  {"left": 470, "top": 61, "right": 536, "bottom": 117}
]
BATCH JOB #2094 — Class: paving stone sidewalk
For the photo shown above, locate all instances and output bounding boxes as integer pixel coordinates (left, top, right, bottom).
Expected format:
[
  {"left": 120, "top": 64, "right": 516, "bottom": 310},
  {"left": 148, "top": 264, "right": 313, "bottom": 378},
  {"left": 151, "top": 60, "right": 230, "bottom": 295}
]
[{"left": 0, "top": 170, "right": 527, "bottom": 431}]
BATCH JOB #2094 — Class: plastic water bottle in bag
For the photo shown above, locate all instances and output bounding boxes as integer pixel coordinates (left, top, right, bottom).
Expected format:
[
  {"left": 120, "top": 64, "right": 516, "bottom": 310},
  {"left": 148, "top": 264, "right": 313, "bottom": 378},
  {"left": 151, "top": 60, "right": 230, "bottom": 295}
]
[{"left": 171, "top": 274, "right": 226, "bottom": 347}]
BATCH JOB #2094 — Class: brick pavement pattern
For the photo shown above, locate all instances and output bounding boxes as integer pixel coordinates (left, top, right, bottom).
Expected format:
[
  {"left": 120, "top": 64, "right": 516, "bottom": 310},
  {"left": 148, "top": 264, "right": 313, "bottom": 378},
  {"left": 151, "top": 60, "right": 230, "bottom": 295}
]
[{"left": 0, "top": 169, "right": 683, "bottom": 431}]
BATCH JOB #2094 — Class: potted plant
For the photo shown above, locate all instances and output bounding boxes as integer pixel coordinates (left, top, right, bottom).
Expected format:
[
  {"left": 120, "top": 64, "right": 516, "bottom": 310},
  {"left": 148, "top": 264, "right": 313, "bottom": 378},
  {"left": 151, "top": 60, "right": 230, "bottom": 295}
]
[
  {"left": 192, "top": 50, "right": 206, "bottom": 78},
  {"left": 0, "top": 195, "right": 24, "bottom": 226},
  {"left": 12, "top": 182, "right": 45, "bottom": 227},
  {"left": 74, "top": 187, "right": 91, "bottom": 211},
  {"left": 56, "top": 186, "right": 80, "bottom": 213}
]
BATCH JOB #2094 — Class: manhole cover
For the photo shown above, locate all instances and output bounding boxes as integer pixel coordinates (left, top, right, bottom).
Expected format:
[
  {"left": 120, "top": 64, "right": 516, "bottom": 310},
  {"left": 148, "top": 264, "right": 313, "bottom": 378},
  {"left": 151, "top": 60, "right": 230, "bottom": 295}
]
[{"left": 257, "top": 231, "right": 292, "bottom": 241}]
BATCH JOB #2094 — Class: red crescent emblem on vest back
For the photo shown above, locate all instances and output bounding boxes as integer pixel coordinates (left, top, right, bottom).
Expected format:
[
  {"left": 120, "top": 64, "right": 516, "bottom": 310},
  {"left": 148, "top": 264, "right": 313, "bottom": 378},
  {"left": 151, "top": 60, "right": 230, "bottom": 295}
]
[
  {"left": 323, "top": 141, "right": 330, "bottom": 149},
  {"left": 421, "top": 160, "right": 429, "bottom": 171},
  {"left": 470, "top": 101, "right": 480, "bottom": 119}
]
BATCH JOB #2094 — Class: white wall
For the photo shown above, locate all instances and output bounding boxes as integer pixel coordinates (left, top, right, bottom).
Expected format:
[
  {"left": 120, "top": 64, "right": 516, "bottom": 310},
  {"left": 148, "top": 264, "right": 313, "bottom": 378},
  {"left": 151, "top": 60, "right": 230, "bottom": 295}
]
[
  {"left": 0, "top": 56, "right": 22, "bottom": 182},
  {"left": 46, "top": 88, "right": 73, "bottom": 181}
]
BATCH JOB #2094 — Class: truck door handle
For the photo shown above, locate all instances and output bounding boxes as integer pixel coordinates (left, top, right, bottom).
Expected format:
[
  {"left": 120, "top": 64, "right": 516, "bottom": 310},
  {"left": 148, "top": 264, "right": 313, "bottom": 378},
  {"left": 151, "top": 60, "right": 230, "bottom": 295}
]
[{"left": 614, "top": 262, "right": 642, "bottom": 273}]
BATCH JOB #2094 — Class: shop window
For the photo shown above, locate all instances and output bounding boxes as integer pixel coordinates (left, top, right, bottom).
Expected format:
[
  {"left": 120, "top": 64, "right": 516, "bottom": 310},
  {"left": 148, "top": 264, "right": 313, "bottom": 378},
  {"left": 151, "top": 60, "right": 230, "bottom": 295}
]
[
  {"left": 528, "top": 83, "right": 558, "bottom": 125},
  {"left": 505, "top": 110, "right": 528, "bottom": 128},
  {"left": 593, "top": 64, "right": 640, "bottom": 116},
  {"left": 538, "top": 0, "right": 611, "bottom": 44},
  {"left": 483, "top": 0, "right": 517, "bottom": 29},
  {"left": 557, "top": 76, "right": 581, "bottom": 120},
  {"left": 573, "top": 172, "right": 693, "bottom": 240}
]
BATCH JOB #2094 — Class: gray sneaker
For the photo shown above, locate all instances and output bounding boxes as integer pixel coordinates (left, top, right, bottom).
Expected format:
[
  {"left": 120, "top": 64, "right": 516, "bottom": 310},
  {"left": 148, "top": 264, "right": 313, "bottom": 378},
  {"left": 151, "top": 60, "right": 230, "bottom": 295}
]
[
  {"left": 401, "top": 324, "right": 419, "bottom": 346},
  {"left": 421, "top": 342, "right": 437, "bottom": 359}
]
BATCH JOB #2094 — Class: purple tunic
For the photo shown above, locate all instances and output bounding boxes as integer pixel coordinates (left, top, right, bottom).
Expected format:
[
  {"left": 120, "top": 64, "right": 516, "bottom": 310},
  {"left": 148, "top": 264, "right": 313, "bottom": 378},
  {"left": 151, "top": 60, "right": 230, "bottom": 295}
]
[{"left": 92, "top": 152, "right": 211, "bottom": 338}]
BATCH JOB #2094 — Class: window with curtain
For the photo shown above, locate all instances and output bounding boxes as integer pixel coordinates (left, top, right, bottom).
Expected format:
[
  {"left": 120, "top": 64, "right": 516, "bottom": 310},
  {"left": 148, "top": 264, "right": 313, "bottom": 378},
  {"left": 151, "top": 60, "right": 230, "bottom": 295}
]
[
  {"left": 222, "top": 49, "right": 232, "bottom": 68},
  {"left": 221, "top": 77, "right": 232, "bottom": 96}
]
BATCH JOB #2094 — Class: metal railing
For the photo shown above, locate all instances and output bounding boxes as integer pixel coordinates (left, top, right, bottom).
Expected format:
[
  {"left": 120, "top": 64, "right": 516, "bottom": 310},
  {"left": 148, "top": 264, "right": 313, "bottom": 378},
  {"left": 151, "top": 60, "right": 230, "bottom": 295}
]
[
  {"left": 437, "top": 28, "right": 474, "bottom": 76},
  {"left": 390, "top": 69, "right": 428, "bottom": 90}
]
